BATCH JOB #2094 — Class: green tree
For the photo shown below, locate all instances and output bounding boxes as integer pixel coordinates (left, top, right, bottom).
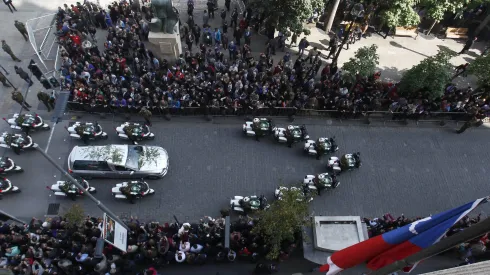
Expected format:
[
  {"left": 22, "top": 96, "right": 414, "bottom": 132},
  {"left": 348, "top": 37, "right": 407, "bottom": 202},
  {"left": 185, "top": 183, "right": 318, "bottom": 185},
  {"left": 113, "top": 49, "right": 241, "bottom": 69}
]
[
  {"left": 252, "top": 187, "right": 311, "bottom": 259},
  {"left": 468, "top": 54, "right": 490, "bottom": 87},
  {"left": 399, "top": 49, "right": 456, "bottom": 100},
  {"left": 63, "top": 204, "right": 86, "bottom": 228},
  {"left": 247, "top": 0, "right": 325, "bottom": 34},
  {"left": 380, "top": 0, "right": 420, "bottom": 28},
  {"left": 342, "top": 44, "right": 380, "bottom": 83}
]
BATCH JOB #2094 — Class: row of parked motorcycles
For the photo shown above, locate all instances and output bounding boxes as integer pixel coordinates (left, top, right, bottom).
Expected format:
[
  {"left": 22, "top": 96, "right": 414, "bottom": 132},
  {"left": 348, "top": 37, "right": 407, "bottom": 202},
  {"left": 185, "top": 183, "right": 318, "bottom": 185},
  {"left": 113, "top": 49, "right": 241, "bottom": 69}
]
[{"left": 230, "top": 117, "right": 363, "bottom": 214}]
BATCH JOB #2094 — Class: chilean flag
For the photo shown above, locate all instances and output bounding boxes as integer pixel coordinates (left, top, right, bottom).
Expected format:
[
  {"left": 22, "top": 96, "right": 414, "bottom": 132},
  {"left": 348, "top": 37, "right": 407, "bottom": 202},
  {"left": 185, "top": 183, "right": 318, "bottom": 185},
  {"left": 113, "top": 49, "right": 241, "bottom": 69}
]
[{"left": 320, "top": 197, "right": 487, "bottom": 274}]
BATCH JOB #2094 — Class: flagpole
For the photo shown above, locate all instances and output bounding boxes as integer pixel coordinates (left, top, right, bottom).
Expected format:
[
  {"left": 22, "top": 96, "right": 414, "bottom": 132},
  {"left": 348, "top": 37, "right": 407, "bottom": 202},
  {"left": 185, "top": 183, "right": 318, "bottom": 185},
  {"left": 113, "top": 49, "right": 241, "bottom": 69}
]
[{"left": 371, "top": 217, "right": 490, "bottom": 275}]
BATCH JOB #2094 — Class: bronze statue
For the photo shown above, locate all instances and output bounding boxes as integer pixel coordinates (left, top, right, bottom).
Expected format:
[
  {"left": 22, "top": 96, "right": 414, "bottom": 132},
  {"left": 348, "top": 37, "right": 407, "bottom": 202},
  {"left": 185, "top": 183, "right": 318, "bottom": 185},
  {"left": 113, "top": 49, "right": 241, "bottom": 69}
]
[{"left": 149, "top": 0, "right": 179, "bottom": 34}]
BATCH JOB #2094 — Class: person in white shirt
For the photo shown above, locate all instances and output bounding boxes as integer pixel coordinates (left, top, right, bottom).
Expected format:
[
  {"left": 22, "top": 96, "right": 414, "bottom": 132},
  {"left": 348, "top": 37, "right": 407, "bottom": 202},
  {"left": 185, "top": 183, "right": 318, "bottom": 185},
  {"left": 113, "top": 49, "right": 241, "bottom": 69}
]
[{"left": 179, "top": 241, "right": 190, "bottom": 252}]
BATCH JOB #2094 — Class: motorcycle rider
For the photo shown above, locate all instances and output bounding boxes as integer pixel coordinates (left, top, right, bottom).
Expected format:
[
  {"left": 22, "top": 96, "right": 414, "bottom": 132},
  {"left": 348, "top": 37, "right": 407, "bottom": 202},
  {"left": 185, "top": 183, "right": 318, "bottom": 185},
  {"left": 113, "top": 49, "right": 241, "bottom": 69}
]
[
  {"left": 314, "top": 174, "right": 337, "bottom": 196},
  {"left": 251, "top": 118, "right": 262, "bottom": 141},
  {"left": 285, "top": 125, "right": 295, "bottom": 148},
  {"left": 59, "top": 181, "right": 78, "bottom": 200},
  {"left": 314, "top": 138, "right": 327, "bottom": 160},
  {"left": 121, "top": 182, "right": 138, "bottom": 203},
  {"left": 5, "top": 134, "right": 24, "bottom": 155},
  {"left": 123, "top": 124, "right": 139, "bottom": 145}
]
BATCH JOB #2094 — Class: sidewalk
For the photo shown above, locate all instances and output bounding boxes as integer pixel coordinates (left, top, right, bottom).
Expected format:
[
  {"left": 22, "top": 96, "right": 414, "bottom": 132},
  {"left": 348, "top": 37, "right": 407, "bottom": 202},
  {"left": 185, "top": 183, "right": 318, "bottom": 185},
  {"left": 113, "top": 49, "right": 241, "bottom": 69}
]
[{"left": 178, "top": 0, "right": 480, "bottom": 88}]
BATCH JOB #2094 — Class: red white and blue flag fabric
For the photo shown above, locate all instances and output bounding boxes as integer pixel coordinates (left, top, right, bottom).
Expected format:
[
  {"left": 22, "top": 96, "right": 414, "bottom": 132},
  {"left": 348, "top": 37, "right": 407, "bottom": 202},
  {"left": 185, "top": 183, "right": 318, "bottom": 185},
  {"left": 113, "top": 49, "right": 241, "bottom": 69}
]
[{"left": 319, "top": 197, "right": 487, "bottom": 275}]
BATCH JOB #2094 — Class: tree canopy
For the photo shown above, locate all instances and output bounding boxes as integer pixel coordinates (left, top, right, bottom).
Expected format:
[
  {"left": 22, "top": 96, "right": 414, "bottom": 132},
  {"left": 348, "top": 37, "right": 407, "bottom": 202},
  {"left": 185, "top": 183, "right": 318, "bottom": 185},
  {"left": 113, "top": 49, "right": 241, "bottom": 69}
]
[
  {"left": 468, "top": 53, "right": 490, "bottom": 87},
  {"left": 342, "top": 44, "right": 380, "bottom": 83},
  {"left": 399, "top": 49, "right": 456, "bottom": 100},
  {"left": 422, "top": 0, "right": 469, "bottom": 21},
  {"left": 63, "top": 204, "right": 86, "bottom": 228},
  {"left": 252, "top": 187, "right": 311, "bottom": 259},
  {"left": 380, "top": 0, "right": 421, "bottom": 28},
  {"left": 247, "top": 0, "right": 324, "bottom": 34}
]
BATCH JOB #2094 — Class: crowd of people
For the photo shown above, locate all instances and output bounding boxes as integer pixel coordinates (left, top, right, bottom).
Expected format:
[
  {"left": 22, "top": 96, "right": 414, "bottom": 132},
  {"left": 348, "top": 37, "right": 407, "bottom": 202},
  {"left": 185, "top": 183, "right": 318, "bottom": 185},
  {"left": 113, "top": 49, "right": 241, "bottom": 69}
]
[
  {"left": 53, "top": 0, "right": 490, "bottom": 123},
  {"left": 0, "top": 214, "right": 288, "bottom": 274}
]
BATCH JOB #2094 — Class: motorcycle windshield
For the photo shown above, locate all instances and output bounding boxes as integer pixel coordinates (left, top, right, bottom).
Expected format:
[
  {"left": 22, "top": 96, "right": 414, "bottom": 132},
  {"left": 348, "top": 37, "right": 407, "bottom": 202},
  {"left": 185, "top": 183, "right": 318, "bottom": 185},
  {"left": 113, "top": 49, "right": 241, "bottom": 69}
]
[
  {"left": 24, "top": 116, "right": 35, "bottom": 125},
  {"left": 292, "top": 129, "right": 301, "bottom": 139},
  {"left": 320, "top": 177, "right": 332, "bottom": 186},
  {"left": 132, "top": 127, "right": 142, "bottom": 135},
  {"left": 249, "top": 200, "right": 260, "bottom": 208},
  {"left": 259, "top": 121, "right": 269, "bottom": 130},
  {"left": 84, "top": 125, "right": 95, "bottom": 132},
  {"left": 130, "top": 184, "right": 141, "bottom": 193},
  {"left": 0, "top": 180, "right": 8, "bottom": 190}
]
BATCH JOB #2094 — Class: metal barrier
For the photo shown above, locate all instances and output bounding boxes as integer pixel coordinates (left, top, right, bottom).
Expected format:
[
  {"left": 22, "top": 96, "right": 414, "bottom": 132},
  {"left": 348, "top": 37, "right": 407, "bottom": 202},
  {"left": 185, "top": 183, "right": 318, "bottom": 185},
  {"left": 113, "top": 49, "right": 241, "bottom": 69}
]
[
  {"left": 26, "top": 13, "right": 58, "bottom": 73},
  {"left": 65, "top": 102, "right": 473, "bottom": 123}
]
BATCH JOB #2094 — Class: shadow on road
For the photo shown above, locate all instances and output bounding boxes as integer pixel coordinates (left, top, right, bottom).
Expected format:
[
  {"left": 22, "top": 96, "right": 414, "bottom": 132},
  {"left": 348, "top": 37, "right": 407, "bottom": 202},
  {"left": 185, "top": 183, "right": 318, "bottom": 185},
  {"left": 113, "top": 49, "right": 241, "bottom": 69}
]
[{"left": 390, "top": 41, "right": 430, "bottom": 57}]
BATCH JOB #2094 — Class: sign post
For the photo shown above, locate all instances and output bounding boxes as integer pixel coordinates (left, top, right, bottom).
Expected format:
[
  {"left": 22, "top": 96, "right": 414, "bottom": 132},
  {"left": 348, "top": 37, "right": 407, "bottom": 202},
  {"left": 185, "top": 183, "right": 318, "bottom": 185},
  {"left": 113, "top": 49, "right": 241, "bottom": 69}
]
[{"left": 102, "top": 213, "right": 128, "bottom": 252}]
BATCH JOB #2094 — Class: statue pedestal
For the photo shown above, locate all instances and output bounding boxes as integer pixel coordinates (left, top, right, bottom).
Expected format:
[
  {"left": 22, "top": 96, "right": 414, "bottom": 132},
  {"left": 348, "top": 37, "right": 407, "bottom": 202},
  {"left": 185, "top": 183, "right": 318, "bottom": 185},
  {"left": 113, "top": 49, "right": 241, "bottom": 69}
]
[{"left": 147, "top": 31, "right": 182, "bottom": 62}]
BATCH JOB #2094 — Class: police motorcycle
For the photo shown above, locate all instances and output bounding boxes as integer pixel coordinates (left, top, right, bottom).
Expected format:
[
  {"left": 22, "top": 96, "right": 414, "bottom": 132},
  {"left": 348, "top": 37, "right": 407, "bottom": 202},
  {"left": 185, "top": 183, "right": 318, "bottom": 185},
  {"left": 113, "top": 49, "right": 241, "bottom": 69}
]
[
  {"left": 4, "top": 113, "right": 50, "bottom": 132},
  {"left": 304, "top": 137, "right": 339, "bottom": 159},
  {"left": 230, "top": 195, "right": 270, "bottom": 213},
  {"left": 0, "top": 157, "right": 23, "bottom": 175},
  {"left": 303, "top": 173, "right": 340, "bottom": 195},
  {"left": 327, "top": 152, "right": 362, "bottom": 174},
  {"left": 115, "top": 122, "right": 155, "bottom": 144},
  {"left": 273, "top": 125, "right": 309, "bottom": 147},
  {"left": 112, "top": 180, "right": 155, "bottom": 204},
  {"left": 243, "top": 117, "right": 274, "bottom": 140},
  {"left": 0, "top": 178, "right": 21, "bottom": 199},
  {"left": 274, "top": 186, "right": 313, "bottom": 202},
  {"left": 47, "top": 176, "right": 96, "bottom": 201},
  {"left": 66, "top": 122, "right": 108, "bottom": 143},
  {"left": 0, "top": 132, "right": 36, "bottom": 155}
]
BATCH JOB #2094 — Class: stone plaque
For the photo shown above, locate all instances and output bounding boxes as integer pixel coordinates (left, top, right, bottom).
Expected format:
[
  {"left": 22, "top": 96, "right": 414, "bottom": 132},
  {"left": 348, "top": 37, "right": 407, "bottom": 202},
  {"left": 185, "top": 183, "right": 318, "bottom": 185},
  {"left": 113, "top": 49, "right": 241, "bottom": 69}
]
[{"left": 159, "top": 42, "right": 174, "bottom": 54}]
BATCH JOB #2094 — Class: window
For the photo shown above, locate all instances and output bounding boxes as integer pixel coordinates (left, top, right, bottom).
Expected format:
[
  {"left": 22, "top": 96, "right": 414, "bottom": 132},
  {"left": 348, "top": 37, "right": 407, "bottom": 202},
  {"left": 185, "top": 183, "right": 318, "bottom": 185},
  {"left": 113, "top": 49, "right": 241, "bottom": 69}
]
[
  {"left": 114, "top": 165, "right": 131, "bottom": 171},
  {"left": 73, "top": 160, "right": 110, "bottom": 171}
]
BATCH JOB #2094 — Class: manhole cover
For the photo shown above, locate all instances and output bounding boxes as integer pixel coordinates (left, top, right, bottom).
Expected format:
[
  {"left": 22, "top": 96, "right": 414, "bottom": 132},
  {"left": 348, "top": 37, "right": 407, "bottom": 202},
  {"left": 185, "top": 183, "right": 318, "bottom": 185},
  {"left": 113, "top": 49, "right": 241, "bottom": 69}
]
[{"left": 46, "top": 203, "right": 60, "bottom": 216}]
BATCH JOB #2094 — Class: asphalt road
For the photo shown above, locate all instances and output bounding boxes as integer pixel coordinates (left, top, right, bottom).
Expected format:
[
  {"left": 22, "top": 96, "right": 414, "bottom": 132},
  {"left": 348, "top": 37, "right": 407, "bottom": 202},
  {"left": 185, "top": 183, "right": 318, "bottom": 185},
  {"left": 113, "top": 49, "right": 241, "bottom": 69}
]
[{"left": 1, "top": 114, "right": 489, "bottom": 224}]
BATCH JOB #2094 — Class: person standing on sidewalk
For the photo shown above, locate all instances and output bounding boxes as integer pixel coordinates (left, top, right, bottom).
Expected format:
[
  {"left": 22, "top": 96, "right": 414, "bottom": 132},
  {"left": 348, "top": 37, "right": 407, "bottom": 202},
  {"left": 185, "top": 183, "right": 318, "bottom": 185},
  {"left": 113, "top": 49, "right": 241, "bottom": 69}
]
[
  {"left": 3, "top": 0, "right": 17, "bottom": 13},
  {"left": 14, "top": 66, "right": 33, "bottom": 86},
  {"left": 207, "top": 1, "right": 215, "bottom": 19},
  {"left": 2, "top": 40, "right": 21, "bottom": 62},
  {"left": 203, "top": 10, "right": 209, "bottom": 27},
  {"left": 14, "top": 20, "right": 28, "bottom": 41},
  {"left": 298, "top": 37, "right": 309, "bottom": 56},
  {"left": 0, "top": 71, "right": 11, "bottom": 87},
  {"left": 11, "top": 90, "right": 31, "bottom": 111},
  {"left": 37, "top": 91, "right": 54, "bottom": 112}
]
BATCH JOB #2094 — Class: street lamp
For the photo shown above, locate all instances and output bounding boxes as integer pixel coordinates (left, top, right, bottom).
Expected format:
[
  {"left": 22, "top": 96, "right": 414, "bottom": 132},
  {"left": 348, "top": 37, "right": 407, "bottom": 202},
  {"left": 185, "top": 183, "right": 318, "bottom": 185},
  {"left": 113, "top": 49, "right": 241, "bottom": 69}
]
[{"left": 332, "top": 2, "right": 364, "bottom": 64}]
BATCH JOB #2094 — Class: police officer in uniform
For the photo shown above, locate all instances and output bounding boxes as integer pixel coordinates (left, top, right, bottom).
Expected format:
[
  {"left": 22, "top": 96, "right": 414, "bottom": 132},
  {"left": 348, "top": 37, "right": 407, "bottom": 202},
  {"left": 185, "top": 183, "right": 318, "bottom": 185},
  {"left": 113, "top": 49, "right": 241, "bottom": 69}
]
[
  {"left": 286, "top": 125, "right": 295, "bottom": 148},
  {"left": 11, "top": 90, "right": 31, "bottom": 111},
  {"left": 139, "top": 107, "right": 152, "bottom": 126},
  {"left": 0, "top": 71, "right": 11, "bottom": 87},
  {"left": 457, "top": 110, "right": 485, "bottom": 134},
  {"left": 314, "top": 138, "right": 326, "bottom": 160},
  {"left": 2, "top": 40, "right": 21, "bottom": 62},
  {"left": 14, "top": 20, "right": 28, "bottom": 41},
  {"left": 251, "top": 118, "right": 262, "bottom": 141},
  {"left": 14, "top": 66, "right": 32, "bottom": 86},
  {"left": 37, "top": 91, "right": 53, "bottom": 111}
]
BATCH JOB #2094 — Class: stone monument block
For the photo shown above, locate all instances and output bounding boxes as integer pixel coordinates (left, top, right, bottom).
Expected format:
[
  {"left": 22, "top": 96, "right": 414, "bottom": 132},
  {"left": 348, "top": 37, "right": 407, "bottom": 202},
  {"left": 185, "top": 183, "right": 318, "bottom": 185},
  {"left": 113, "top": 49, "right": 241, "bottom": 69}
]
[{"left": 147, "top": 31, "right": 182, "bottom": 61}]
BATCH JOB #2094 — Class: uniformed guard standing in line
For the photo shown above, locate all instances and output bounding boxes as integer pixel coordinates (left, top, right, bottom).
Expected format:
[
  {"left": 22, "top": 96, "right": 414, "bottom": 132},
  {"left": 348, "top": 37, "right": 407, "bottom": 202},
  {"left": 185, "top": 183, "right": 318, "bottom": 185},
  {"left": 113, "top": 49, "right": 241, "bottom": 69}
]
[
  {"left": 11, "top": 90, "right": 31, "bottom": 111},
  {"left": 14, "top": 20, "right": 29, "bottom": 41},
  {"left": 37, "top": 91, "right": 53, "bottom": 111},
  {"left": 2, "top": 40, "right": 21, "bottom": 62},
  {"left": 0, "top": 71, "right": 11, "bottom": 87},
  {"left": 139, "top": 107, "right": 152, "bottom": 126}
]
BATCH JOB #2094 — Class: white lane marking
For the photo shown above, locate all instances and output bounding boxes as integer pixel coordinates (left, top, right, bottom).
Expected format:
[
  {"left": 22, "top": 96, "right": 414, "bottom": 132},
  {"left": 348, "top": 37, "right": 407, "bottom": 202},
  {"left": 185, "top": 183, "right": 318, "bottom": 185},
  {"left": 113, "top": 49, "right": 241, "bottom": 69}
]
[{"left": 45, "top": 123, "right": 56, "bottom": 153}]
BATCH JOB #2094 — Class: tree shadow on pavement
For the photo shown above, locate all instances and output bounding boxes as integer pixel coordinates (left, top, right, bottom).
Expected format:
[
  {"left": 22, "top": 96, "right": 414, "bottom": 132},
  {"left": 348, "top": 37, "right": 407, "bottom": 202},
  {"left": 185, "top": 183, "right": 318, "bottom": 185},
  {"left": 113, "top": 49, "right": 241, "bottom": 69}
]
[
  {"left": 389, "top": 41, "right": 430, "bottom": 57},
  {"left": 309, "top": 42, "right": 328, "bottom": 51},
  {"left": 436, "top": 45, "right": 458, "bottom": 55},
  {"left": 376, "top": 66, "right": 407, "bottom": 83},
  {"left": 463, "top": 56, "right": 476, "bottom": 63}
]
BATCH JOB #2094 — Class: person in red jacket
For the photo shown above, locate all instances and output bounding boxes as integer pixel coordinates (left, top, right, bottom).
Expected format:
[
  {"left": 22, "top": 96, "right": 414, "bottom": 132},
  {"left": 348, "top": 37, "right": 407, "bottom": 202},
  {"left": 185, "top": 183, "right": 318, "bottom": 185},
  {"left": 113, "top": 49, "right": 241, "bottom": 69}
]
[{"left": 144, "top": 267, "right": 158, "bottom": 275}]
